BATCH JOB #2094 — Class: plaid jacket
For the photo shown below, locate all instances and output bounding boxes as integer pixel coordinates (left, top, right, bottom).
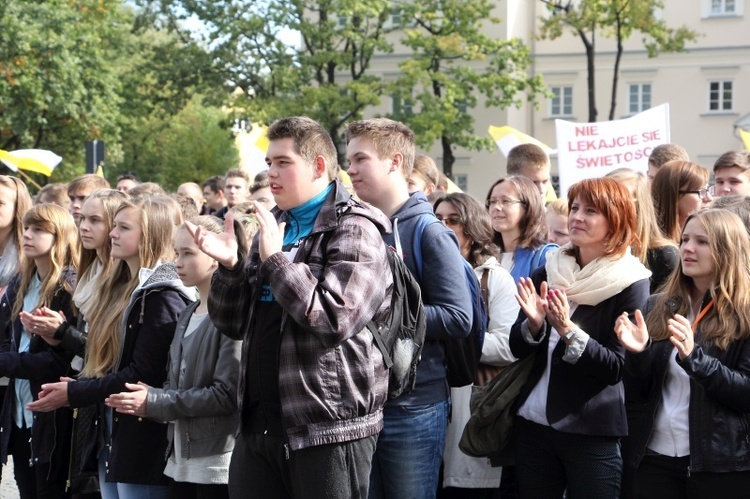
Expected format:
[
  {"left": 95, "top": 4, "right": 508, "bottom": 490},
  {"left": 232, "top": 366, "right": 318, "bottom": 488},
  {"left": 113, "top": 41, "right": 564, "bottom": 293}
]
[{"left": 208, "top": 181, "right": 392, "bottom": 450}]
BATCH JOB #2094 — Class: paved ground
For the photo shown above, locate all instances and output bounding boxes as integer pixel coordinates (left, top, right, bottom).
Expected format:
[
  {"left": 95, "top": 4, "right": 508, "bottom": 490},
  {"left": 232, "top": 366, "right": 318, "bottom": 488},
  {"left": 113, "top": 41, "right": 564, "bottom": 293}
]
[{"left": 1, "top": 459, "right": 20, "bottom": 499}]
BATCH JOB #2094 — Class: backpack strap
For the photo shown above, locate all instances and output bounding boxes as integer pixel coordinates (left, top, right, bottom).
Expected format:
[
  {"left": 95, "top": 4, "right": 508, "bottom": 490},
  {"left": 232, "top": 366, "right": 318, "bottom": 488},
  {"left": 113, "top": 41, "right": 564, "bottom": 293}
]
[
  {"left": 480, "top": 268, "right": 490, "bottom": 325},
  {"left": 411, "top": 214, "right": 441, "bottom": 281},
  {"left": 530, "top": 243, "right": 555, "bottom": 272}
]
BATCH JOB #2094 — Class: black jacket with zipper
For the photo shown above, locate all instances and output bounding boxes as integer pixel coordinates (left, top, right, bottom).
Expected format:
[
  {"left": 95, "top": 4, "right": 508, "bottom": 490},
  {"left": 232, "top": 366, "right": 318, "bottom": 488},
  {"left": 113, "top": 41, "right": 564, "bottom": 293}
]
[{"left": 0, "top": 271, "right": 76, "bottom": 482}]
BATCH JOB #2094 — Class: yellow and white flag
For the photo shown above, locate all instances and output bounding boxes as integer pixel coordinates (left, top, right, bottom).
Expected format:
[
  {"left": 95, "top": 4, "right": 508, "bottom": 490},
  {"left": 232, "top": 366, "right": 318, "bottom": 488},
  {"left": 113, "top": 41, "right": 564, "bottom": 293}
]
[
  {"left": 236, "top": 123, "right": 269, "bottom": 177},
  {"left": 0, "top": 149, "right": 62, "bottom": 177},
  {"left": 740, "top": 128, "right": 750, "bottom": 151},
  {"left": 488, "top": 126, "right": 556, "bottom": 157}
]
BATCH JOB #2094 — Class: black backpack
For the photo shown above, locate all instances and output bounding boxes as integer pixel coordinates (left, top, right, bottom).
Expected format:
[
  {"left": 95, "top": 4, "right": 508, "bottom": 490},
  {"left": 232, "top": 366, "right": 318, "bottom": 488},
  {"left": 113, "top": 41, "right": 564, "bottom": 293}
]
[
  {"left": 367, "top": 242, "right": 427, "bottom": 399},
  {"left": 327, "top": 208, "right": 427, "bottom": 399}
]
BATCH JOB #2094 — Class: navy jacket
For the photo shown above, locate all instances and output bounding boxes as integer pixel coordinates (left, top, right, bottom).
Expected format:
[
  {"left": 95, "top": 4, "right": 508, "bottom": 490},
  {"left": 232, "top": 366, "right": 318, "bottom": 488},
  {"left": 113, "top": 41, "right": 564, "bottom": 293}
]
[
  {"left": 68, "top": 263, "right": 193, "bottom": 485},
  {"left": 509, "top": 267, "right": 649, "bottom": 437},
  {"left": 0, "top": 271, "right": 76, "bottom": 482},
  {"left": 384, "top": 192, "right": 473, "bottom": 406}
]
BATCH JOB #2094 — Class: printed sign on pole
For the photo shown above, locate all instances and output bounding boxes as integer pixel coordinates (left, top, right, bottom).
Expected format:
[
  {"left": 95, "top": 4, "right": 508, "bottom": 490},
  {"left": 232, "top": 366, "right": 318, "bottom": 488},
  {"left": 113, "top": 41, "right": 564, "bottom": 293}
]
[{"left": 555, "top": 104, "right": 670, "bottom": 196}]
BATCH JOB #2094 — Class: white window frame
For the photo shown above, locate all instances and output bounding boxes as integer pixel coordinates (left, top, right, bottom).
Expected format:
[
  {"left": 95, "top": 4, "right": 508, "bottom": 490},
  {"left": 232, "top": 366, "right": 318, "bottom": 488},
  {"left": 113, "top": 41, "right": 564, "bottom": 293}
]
[
  {"left": 708, "top": 80, "right": 733, "bottom": 112},
  {"left": 702, "top": 0, "right": 743, "bottom": 17},
  {"left": 549, "top": 86, "right": 573, "bottom": 117},
  {"left": 628, "top": 83, "right": 652, "bottom": 114}
]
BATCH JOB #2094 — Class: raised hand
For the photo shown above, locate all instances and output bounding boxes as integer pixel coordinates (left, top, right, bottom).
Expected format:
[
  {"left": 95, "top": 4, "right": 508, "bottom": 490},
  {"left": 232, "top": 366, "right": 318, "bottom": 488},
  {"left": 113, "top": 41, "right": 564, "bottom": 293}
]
[
  {"left": 186, "top": 212, "right": 239, "bottom": 268},
  {"left": 253, "top": 201, "right": 286, "bottom": 262},
  {"left": 668, "top": 314, "right": 695, "bottom": 360},
  {"left": 545, "top": 288, "right": 572, "bottom": 333},
  {"left": 615, "top": 310, "right": 650, "bottom": 353},
  {"left": 515, "top": 277, "right": 548, "bottom": 337}
]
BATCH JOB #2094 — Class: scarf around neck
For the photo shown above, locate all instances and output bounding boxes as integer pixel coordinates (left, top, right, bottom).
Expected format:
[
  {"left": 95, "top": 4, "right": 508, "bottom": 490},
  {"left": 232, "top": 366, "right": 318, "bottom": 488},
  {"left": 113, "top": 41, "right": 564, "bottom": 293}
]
[{"left": 545, "top": 244, "right": 651, "bottom": 306}]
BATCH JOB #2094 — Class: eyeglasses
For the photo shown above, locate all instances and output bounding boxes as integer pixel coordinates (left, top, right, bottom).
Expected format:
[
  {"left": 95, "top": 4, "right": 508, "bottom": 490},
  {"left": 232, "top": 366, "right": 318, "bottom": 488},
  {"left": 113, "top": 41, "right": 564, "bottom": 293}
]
[
  {"left": 485, "top": 198, "right": 525, "bottom": 209},
  {"left": 679, "top": 186, "right": 714, "bottom": 198},
  {"left": 435, "top": 215, "right": 463, "bottom": 227}
]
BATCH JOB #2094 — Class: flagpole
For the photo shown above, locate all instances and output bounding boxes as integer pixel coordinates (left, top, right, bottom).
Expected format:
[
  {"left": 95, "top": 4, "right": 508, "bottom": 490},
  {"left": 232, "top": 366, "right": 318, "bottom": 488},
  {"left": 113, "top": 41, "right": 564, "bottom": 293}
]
[{"left": 14, "top": 169, "right": 43, "bottom": 191}]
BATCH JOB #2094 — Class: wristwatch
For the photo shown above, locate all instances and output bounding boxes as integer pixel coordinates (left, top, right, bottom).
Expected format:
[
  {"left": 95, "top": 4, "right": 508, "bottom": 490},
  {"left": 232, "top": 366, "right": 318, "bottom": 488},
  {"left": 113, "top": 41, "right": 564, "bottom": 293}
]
[{"left": 561, "top": 328, "right": 580, "bottom": 343}]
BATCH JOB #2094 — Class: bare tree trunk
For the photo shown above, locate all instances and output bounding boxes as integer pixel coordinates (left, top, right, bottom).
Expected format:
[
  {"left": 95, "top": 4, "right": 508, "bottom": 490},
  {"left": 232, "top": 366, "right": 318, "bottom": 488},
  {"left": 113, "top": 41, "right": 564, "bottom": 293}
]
[
  {"left": 578, "top": 27, "right": 597, "bottom": 123},
  {"left": 441, "top": 135, "right": 455, "bottom": 179},
  {"left": 609, "top": 11, "right": 625, "bottom": 120}
]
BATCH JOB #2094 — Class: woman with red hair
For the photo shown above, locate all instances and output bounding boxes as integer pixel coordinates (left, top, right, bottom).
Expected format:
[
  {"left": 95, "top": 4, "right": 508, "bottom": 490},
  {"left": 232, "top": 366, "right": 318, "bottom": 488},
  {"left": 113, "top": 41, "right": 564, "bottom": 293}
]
[{"left": 510, "top": 177, "right": 651, "bottom": 498}]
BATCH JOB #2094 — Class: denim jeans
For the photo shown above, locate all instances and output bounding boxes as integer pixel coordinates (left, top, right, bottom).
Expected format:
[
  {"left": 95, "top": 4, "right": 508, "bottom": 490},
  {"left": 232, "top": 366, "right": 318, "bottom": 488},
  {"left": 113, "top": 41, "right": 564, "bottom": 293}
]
[
  {"left": 369, "top": 399, "right": 449, "bottom": 499},
  {"left": 98, "top": 408, "right": 169, "bottom": 499},
  {"left": 515, "top": 417, "right": 622, "bottom": 499}
]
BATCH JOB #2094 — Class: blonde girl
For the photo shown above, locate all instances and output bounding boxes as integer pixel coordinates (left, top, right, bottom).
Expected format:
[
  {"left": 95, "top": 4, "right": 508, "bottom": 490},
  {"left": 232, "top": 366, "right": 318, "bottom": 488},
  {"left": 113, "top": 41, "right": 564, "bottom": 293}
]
[
  {"left": 606, "top": 168, "right": 678, "bottom": 292},
  {"left": 0, "top": 203, "right": 79, "bottom": 499},
  {"left": 0, "top": 175, "right": 32, "bottom": 485},
  {"left": 108, "top": 216, "right": 247, "bottom": 499},
  {"left": 31, "top": 189, "right": 129, "bottom": 355},
  {"left": 28, "top": 197, "right": 194, "bottom": 499},
  {"left": 0, "top": 176, "right": 33, "bottom": 300}
]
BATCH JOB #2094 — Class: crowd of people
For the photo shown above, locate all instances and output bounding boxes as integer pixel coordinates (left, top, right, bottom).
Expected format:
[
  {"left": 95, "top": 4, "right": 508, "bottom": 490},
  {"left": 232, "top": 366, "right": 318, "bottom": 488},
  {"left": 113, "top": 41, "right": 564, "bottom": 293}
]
[{"left": 0, "top": 115, "right": 749, "bottom": 499}]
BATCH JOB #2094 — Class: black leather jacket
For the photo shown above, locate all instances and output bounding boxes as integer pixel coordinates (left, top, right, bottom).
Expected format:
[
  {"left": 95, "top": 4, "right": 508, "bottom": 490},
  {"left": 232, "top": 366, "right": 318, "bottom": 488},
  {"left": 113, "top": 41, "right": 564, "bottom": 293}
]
[{"left": 624, "top": 295, "right": 750, "bottom": 473}]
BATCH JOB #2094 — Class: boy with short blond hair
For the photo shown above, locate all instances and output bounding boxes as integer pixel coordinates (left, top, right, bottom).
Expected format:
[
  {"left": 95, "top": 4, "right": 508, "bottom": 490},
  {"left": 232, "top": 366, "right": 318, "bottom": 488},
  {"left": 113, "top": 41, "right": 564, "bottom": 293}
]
[
  {"left": 345, "top": 117, "right": 472, "bottom": 499},
  {"left": 507, "top": 143, "right": 552, "bottom": 198}
]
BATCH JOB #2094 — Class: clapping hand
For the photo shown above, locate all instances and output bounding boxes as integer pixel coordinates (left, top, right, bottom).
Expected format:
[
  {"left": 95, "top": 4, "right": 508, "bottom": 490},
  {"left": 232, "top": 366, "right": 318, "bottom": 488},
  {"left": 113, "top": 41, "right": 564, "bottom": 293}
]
[
  {"left": 614, "top": 310, "right": 649, "bottom": 353},
  {"left": 668, "top": 314, "right": 695, "bottom": 360},
  {"left": 515, "top": 277, "right": 548, "bottom": 338}
]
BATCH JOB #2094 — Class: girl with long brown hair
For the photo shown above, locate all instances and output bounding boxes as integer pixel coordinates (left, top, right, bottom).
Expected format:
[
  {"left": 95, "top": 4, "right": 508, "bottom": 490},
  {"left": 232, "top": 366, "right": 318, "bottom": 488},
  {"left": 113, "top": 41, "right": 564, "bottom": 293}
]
[
  {"left": 617, "top": 209, "right": 750, "bottom": 497},
  {"left": 28, "top": 197, "right": 194, "bottom": 499},
  {"left": 0, "top": 203, "right": 79, "bottom": 498}
]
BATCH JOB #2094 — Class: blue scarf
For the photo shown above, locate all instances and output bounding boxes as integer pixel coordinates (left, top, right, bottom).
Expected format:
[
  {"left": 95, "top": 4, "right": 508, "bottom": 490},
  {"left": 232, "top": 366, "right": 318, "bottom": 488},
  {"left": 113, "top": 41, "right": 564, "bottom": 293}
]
[{"left": 282, "top": 183, "right": 333, "bottom": 246}]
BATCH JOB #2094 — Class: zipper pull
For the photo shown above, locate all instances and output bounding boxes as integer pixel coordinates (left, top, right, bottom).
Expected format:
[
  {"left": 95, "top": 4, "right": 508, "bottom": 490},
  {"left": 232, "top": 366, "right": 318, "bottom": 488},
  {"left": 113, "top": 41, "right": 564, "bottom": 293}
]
[
  {"left": 687, "top": 465, "right": 691, "bottom": 478},
  {"left": 284, "top": 443, "right": 290, "bottom": 460}
]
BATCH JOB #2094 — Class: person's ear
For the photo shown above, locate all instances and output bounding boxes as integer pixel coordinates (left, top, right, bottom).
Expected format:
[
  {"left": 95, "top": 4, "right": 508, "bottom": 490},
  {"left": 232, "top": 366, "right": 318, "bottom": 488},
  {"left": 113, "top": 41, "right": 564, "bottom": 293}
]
[
  {"left": 391, "top": 153, "right": 403, "bottom": 173},
  {"left": 313, "top": 156, "right": 327, "bottom": 180}
]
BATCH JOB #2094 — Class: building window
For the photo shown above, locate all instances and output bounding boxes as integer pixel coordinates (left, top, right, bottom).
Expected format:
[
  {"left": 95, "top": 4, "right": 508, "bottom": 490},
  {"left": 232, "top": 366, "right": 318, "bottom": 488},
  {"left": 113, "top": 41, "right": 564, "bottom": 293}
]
[
  {"left": 708, "top": 80, "right": 733, "bottom": 111},
  {"left": 391, "top": 9, "right": 402, "bottom": 25},
  {"left": 454, "top": 174, "right": 468, "bottom": 192},
  {"left": 549, "top": 86, "right": 573, "bottom": 117},
  {"left": 703, "top": 0, "right": 743, "bottom": 16},
  {"left": 628, "top": 83, "right": 652, "bottom": 114},
  {"left": 392, "top": 94, "right": 413, "bottom": 117},
  {"left": 711, "top": 0, "right": 736, "bottom": 14}
]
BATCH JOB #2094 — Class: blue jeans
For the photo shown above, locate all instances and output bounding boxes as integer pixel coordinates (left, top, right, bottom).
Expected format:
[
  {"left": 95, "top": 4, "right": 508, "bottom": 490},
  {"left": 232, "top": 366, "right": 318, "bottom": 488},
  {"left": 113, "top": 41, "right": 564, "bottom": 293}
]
[
  {"left": 515, "top": 417, "right": 622, "bottom": 499},
  {"left": 369, "top": 399, "right": 449, "bottom": 499},
  {"left": 98, "top": 408, "right": 169, "bottom": 499}
]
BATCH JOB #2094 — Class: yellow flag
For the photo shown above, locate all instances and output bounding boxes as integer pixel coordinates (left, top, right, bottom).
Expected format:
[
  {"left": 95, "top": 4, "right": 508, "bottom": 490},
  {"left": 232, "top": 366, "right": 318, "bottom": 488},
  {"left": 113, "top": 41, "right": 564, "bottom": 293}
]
[
  {"left": 0, "top": 149, "right": 62, "bottom": 176},
  {"left": 488, "top": 126, "right": 555, "bottom": 157},
  {"left": 740, "top": 128, "right": 750, "bottom": 151}
]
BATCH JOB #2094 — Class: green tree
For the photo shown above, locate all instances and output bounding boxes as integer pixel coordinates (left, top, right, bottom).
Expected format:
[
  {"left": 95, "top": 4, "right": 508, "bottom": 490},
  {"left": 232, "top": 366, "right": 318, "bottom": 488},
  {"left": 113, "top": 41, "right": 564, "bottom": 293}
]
[
  {"left": 120, "top": 96, "right": 238, "bottom": 190},
  {"left": 112, "top": 21, "right": 230, "bottom": 184},
  {"left": 0, "top": 0, "right": 123, "bottom": 180},
  {"left": 393, "top": 0, "right": 546, "bottom": 178},
  {"left": 539, "top": 0, "right": 698, "bottom": 122},
  {"left": 140, "top": 0, "right": 396, "bottom": 164}
]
